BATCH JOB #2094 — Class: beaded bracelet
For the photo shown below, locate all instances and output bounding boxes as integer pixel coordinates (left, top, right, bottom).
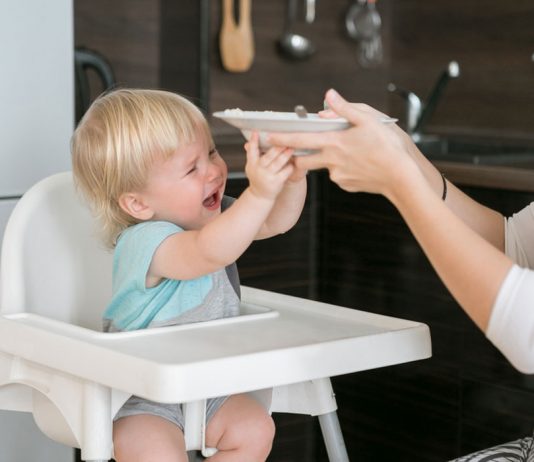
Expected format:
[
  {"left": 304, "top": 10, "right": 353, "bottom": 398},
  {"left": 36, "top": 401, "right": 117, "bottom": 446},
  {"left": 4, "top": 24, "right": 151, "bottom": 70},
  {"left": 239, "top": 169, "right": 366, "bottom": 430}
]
[{"left": 441, "top": 172, "right": 447, "bottom": 201}]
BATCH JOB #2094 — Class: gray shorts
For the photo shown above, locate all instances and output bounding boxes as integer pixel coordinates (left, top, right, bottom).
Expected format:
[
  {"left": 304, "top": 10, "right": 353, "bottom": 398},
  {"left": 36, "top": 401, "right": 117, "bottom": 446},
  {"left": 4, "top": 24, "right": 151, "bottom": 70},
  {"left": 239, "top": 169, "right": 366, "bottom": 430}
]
[{"left": 114, "top": 395, "right": 228, "bottom": 431}]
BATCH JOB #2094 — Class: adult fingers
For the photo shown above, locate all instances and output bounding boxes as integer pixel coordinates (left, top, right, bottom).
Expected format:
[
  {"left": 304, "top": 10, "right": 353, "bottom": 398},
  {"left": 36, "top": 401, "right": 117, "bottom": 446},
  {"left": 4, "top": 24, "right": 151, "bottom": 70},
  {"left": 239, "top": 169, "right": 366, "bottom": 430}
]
[
  {"left": 323, "top": 89, "right": 372, "bottom": 126},
  {"left": 267, "top": 130, "right": 329, "bottom": 151},
  {"left": 260, "top": 145, "right": 289, "bottom": 166},
  {"left": 320, "top": 103, "right": 391, "bottom": 122},
  {"left": 293, "top": 152, "right": 330, "bottom": 172},
  {"left": 266, "top": 148, "right": 293, "bottom": 172},
  {"left": 318, "top": 109, "right": 338, "bottom": 119},
  {"left": 278, "top": 163, "right": 295, "bottom": 183}
]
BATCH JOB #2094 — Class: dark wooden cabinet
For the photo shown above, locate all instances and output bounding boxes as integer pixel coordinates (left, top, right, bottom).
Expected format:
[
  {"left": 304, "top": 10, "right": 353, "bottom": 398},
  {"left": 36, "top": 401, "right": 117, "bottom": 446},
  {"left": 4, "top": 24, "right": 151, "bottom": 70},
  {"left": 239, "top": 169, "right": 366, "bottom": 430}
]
[
  {"left": 316, "top": 174, "right": 534, "bottom": 461},
  {"left": 229, "top": 173, "right": 534, "bottom": 461}
]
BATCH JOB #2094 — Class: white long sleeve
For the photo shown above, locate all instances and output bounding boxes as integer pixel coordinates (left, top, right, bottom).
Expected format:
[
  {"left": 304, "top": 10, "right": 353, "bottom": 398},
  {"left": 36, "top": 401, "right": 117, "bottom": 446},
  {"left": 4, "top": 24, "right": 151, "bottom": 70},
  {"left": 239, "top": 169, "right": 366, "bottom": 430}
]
[
  {"left": 486, "top": 203, "right": 534, "bottom": 373},
  {"left": 503, "top": 203, "right": 534, "bottom": 267},
  {"left": 486, "top": 265, "right": 534, "bottom": 373}
]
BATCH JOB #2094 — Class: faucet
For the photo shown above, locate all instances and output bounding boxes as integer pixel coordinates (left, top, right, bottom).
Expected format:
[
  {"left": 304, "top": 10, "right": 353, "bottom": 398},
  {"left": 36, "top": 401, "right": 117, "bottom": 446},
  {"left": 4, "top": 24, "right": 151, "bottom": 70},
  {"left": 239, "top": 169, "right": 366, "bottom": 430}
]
[{"left": 388, "top": 61, "right": 460, "bottom": 142}]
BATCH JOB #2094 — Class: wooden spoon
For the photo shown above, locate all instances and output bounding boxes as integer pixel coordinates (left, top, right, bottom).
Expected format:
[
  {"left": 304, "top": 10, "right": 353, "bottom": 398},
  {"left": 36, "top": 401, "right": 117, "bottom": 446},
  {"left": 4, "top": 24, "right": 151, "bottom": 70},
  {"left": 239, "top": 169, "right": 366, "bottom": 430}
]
[{"left": 219, "top": 0, "right": 254, "bottom": 72}]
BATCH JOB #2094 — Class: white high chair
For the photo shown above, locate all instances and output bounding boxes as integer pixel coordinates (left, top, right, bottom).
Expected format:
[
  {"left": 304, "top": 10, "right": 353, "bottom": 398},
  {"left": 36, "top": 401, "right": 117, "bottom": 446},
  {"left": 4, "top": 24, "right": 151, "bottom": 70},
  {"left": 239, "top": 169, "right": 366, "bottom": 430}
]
[{"left": 0, "top": 172, "right": 432, "bottom": 461}]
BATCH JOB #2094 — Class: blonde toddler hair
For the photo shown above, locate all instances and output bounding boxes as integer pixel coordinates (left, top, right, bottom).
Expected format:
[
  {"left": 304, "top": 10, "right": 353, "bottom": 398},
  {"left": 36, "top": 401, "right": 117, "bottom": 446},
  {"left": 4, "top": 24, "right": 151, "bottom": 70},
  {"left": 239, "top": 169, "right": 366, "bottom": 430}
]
[{"left": 71, "top": 89, "right": 212, "bottom": 248}]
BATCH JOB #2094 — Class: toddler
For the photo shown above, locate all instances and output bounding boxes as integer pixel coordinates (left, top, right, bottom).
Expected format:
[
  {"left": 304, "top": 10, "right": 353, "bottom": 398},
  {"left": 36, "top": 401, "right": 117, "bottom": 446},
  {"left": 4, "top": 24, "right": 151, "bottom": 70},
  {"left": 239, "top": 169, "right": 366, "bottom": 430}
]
[{"left": 71, "top": 89, "right": 307, "bottom": 462}]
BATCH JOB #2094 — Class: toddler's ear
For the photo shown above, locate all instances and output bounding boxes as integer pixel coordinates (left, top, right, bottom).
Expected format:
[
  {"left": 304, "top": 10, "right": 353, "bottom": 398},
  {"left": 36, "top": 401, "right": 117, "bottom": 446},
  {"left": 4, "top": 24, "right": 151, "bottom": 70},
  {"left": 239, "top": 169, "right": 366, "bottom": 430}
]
[{"left": 118, "top": 192, "right": 154, "bottom": 220}]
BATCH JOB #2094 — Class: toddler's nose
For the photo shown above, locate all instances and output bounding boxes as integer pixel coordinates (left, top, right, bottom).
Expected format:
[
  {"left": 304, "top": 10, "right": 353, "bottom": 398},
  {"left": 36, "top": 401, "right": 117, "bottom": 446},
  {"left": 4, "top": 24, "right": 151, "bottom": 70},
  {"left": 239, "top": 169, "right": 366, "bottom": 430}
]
[{"left": 206, "top": 162, "right": 222, "bottom": 182}]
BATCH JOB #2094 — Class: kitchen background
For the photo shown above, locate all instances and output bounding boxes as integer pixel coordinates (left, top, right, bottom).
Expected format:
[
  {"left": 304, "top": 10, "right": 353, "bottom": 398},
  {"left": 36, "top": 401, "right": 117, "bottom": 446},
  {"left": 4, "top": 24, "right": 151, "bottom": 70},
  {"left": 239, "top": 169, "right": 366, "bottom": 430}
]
[{"left": 1, "top": 0, "right": 534, "bottom": 461}]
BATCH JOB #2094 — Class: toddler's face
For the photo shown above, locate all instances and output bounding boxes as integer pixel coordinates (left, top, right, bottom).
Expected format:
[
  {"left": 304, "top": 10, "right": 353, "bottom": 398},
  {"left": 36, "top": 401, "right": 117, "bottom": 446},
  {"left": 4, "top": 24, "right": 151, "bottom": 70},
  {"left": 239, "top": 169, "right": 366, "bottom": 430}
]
[{"left": 140, "top": 134, "right": 228, "bottom": 229}]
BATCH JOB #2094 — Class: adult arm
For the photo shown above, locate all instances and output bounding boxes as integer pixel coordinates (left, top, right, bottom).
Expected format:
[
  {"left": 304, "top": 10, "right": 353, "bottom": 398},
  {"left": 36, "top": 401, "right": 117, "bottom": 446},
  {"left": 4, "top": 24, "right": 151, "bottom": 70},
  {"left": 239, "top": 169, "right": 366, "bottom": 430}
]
[
  {"left": 317, "top": 96, "right": 505, "bottom": 251},
  {"left": 405, "top": 137, "right": 504, "bottom": 250},
  {"left": 268, "top": 89, "right": 512, "bottom": 331},
  {"left": 390, "top": 161, "right": 513, "bottom": 331}
]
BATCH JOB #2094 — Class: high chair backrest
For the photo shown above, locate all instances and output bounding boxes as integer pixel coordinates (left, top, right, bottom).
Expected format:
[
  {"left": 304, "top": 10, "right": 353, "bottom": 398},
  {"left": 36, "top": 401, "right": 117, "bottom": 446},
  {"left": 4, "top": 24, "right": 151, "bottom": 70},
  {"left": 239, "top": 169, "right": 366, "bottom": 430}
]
[{"left": 0, "top": 172, "right": 112, "bottom": 330}]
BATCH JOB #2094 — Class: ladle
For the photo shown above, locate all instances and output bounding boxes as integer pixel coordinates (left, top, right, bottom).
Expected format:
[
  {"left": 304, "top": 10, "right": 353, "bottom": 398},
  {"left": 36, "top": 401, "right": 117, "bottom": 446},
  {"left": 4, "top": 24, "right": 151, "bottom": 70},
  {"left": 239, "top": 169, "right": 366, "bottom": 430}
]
[{"left": 277, "top": 0, "right": 315, "bottom": 60}]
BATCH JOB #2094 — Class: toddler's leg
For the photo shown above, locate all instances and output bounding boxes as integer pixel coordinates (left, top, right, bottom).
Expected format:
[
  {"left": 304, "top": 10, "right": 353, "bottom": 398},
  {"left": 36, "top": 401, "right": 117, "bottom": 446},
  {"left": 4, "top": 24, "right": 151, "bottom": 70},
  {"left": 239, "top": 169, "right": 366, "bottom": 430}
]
[
  {"left": 113, "top": 414, "right": 188, "bottom": 462},
  {"left": 205, "top": 393, "right": 276, "bottom": 462}
]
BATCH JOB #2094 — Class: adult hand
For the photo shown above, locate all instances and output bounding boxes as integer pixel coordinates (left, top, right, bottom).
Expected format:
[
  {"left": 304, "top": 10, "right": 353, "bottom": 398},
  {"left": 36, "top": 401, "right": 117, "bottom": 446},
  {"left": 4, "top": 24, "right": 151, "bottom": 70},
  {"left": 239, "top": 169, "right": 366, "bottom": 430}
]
[{"left": 268, "top": 89, "right": 418, "bottom": 200}]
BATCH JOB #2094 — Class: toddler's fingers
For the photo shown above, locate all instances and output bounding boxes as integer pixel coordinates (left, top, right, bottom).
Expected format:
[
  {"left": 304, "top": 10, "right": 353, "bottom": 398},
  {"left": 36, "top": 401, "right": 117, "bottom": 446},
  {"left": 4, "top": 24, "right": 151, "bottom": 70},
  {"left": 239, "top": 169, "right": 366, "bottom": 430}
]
[
  {"left": 278, "top": 163, "right": 295, "bottom": 183},
  {"left": 259, "top": 145, "right": 288, "bottom": 166},
  {"left": 265, "top": 148, "right": 293, "bottom": 172},
  {"left": 245, "top": 132, "right": 260, "bottom": 163}
]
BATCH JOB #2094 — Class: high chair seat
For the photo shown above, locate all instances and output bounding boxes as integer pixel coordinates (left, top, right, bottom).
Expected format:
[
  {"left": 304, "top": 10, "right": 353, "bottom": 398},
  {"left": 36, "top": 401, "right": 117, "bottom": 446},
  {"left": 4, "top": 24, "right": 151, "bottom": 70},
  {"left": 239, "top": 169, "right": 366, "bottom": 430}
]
[{"left": 0, "top": 172, "right": 432, "bottom": 461}]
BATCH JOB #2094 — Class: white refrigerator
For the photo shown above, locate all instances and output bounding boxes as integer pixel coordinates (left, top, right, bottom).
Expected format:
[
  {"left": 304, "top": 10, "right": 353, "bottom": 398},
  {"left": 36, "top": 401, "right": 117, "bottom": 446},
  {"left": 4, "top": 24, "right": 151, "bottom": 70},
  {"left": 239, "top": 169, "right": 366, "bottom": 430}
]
[{"left": 0, "top": 0, "right": 75, "bottom": 460}]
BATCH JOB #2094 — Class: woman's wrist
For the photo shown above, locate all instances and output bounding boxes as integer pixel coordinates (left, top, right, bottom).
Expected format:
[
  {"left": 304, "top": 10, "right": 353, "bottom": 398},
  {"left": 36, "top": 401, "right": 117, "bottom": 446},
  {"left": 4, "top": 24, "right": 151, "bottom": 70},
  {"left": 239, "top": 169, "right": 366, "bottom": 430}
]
[
  {"left": 385, "top": 159, "right": 429, "bottom": 209},
  {"left": 407, "top": 142, "right": 449, "bottom": 201}
]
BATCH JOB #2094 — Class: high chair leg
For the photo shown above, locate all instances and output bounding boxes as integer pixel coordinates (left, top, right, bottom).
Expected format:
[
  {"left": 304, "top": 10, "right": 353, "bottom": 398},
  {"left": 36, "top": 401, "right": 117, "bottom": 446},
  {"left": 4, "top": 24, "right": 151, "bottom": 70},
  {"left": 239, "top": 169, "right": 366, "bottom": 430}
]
[
  {"left": 80, "top": 383, "right": 112, "bottom": 461},
  {"left": 74, "top": 449, "right": 109, "bottom": 462},
  {"left": 318, "top": 411, "right": 349, "bottom": 462},
  {"left": 183, "top": 399, "right": 217, "bottom": 457}
]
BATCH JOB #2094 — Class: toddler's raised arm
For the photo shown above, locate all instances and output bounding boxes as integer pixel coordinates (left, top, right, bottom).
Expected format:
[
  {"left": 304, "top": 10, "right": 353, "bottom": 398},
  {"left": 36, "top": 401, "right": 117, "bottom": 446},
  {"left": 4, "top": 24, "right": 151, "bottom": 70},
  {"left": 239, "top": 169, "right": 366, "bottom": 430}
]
[{"left": 148, "top": 133, "right": 294, "bottom": 282}]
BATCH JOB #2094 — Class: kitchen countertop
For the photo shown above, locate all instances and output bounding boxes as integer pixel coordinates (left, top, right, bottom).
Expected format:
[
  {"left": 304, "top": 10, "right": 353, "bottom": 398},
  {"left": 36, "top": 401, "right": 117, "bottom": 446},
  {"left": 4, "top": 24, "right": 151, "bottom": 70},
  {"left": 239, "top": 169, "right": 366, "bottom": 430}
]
[
  {"left": 435, "top": 161, "right": 534, "bottom": 193},
  {"left": 421, "top": 129, "right": 534, "bottom": 192}
]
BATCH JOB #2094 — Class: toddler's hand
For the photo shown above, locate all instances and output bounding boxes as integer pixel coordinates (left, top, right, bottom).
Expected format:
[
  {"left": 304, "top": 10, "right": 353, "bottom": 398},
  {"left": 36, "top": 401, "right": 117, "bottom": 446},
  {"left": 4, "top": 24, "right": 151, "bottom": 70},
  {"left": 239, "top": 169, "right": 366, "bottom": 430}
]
[{"left": 245, "top": 132, "right": 294, "bottom": 200}]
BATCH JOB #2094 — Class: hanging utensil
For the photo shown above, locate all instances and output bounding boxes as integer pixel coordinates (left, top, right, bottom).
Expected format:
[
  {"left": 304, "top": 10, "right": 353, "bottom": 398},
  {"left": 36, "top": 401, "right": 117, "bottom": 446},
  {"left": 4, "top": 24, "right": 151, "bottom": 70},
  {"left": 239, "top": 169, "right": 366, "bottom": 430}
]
[
  {"left": 277, "top": 0, "right": 316, "bottom": 60},
  {"left": 359, "top": 34, "right": 383, "bottom": 67},
  {"left": 219, "top": 0, "right": 254, "bottom": 72},
  {"left": 305, "top": 0, "right": 316, "bottom": 24},
  {"left": 344, "top": 0, "right": 383, "bottom": 67},
  {"left": 345, "top": 0, "right": 380, "bottom": 41},
  {"left": 345, "top": 0, "right": 364, "bottom": 40}
]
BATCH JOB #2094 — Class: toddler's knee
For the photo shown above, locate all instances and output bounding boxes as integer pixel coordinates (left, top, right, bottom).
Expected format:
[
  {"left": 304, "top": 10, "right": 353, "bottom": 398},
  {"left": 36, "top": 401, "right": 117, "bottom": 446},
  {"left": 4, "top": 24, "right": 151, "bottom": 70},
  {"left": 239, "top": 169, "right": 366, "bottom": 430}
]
[
  {"left": 244, "top": 412, "right": 276, "bottom": 457},
  {"left": 112, "top": 429, "right": 129, "bottom": 461},
  {"left": 260, "top": 412, "right": 276, "bottom": 443}
]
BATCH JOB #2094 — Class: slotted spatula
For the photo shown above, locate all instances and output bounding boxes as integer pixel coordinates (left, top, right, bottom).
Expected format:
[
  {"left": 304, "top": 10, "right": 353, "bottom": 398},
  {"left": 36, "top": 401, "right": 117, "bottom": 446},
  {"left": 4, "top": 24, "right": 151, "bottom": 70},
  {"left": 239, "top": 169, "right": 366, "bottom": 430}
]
[{"left": 219, "top": 0, "right": 254, "bottom": 72}]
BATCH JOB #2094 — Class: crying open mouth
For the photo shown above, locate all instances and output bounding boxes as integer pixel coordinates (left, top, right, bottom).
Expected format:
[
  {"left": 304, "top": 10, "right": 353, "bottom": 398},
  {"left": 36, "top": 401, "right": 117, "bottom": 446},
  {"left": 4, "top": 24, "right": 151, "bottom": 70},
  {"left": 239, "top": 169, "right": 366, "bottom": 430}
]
[{"left": 203, "top": 192, "right": 217, "bottom": 207}]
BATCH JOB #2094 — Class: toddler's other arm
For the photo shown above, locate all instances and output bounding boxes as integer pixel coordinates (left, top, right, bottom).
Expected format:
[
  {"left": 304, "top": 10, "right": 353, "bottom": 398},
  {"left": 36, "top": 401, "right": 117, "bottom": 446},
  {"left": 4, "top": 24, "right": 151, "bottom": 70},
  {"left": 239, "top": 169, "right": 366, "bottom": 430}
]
[{"left": 247, "top": 135, "right": 307, "bottom": 239}]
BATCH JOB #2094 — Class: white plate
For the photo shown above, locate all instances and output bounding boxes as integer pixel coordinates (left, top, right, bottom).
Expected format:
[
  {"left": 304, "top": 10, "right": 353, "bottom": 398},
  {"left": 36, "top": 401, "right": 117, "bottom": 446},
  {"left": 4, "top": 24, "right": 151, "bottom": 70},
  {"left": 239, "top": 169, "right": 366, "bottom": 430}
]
[{"left": 213, "top": 109, "right": 397, "bottom": 155}]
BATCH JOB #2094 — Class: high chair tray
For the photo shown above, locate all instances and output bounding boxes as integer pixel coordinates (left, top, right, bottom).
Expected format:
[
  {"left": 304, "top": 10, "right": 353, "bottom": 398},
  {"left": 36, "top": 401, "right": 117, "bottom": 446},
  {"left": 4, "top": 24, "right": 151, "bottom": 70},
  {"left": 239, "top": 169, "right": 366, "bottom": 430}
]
[{"left": 0, "top": 286, "right": 431, "bottom": 403}]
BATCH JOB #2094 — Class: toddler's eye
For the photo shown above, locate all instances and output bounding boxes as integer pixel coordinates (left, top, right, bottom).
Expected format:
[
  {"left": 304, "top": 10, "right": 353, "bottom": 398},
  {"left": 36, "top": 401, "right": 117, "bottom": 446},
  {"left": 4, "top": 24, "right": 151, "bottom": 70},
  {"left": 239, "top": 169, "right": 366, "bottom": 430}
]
[
  {"left": 209, "top": 148, "right": 218, "bottom": 157},
  {"left": 186, "top": 166, "right": 197, "bottom": 175}
]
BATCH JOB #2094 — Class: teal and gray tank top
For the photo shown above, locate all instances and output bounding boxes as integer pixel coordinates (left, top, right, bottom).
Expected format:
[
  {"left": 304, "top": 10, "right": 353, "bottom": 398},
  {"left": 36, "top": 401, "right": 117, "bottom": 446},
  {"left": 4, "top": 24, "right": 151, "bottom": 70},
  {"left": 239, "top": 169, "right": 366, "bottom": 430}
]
[{"left": 103, "top": 196, "right": 240, "bottom": 332}]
